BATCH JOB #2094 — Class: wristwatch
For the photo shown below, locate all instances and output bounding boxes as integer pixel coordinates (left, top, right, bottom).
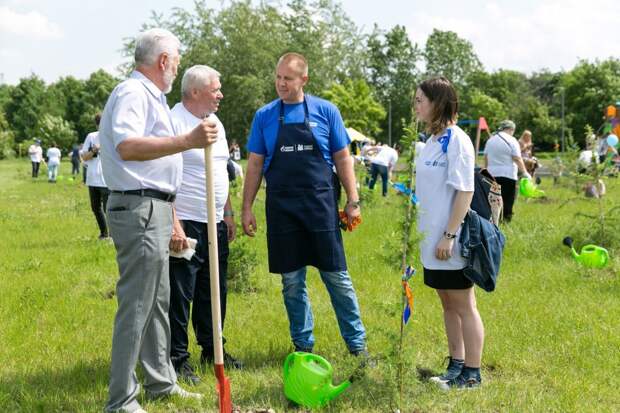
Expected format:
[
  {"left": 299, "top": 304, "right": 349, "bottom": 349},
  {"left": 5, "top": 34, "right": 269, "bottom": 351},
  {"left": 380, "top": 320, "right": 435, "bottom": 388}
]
[
  {"left": 443, "top": 231, "right": 456, "bottom": 239},
  {"left": 346, "top": 200, "right": 361, "bottom": 208},
  {"left": 223, "top": 210, "right": 234, "bottom": 217}
]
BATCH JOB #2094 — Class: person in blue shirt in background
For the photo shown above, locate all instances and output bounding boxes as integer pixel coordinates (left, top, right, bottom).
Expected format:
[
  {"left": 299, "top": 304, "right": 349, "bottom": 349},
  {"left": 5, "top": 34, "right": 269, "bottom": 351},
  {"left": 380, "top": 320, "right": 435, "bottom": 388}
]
[{"left": 241, "top": 52, "right": 368, "bottom": 360}]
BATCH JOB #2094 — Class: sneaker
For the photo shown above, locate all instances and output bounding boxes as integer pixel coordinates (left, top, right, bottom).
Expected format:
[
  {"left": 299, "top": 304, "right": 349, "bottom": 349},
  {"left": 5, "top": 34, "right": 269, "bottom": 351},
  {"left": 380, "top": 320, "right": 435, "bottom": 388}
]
[
  {"left": 201, "top": 350, "right": 244, "bottom": 370},
  {"left": 430, "top": 357, "right": 464, "bottom": 384},
  {"left": 294, "top": 345, "right": 313, "bottom": 353},
  {"left": 350, "top": 348, "right": 376, "bottom": 369},
  {"left": 134, "top": 409, "right": 148, "bottom": 413},
  {"left": 175, "top": 361, "right": 200, "bottom": 386},
  {"left": 169, "top": 385, "right": 203, "bottom": 400},
  {"left": 437, "top": 371, "right": 482, "bottom": 390}
]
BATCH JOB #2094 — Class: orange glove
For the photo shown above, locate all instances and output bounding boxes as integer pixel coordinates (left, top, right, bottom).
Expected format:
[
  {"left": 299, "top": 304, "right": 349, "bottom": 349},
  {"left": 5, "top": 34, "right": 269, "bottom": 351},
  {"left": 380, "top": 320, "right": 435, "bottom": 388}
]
[{"left": 339, "top": 210, "right": 362, "bottom": 232}]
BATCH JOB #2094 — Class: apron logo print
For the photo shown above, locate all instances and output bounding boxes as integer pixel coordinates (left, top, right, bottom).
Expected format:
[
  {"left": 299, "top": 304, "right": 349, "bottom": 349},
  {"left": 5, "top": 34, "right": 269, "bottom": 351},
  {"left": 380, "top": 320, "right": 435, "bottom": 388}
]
[
  {"left": 295, "top": 144, "right": 313, "bottom": 152},
  {"left": 280, "top": 145, "right": 295, "bottom": 152}
]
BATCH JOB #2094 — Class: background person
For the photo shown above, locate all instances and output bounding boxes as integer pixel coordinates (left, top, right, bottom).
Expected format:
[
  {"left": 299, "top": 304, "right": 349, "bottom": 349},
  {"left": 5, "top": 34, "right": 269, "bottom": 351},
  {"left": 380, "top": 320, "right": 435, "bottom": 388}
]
[
  {"left": 414, "top": 76, "right": 483, "bottom": 389},
  {"left": 242, "top": 53, "right": 368, "bottom": 359},
  {"left": 99, "top": 28, "right": 216, "bottom": 413},
  {"left": 168, "top": 65, "right": 242, "bottom": 386},
  {"left": 368, "top": 143, "right": 399, "bottom": 196},
  {"left": 484, "top": 120, "right": 530, "bottom": 222},
  {"left": 70, "top": 144, "right": 81, "bottom": 178},
  {"left": 80, "top": 113, "right": 109, "bottom": 240},
  {"left": 28, "top": 139, "right": 43, "bottom": 178},
  {"left": 46, "top": 142, "right": 61, "bottom": 183}
]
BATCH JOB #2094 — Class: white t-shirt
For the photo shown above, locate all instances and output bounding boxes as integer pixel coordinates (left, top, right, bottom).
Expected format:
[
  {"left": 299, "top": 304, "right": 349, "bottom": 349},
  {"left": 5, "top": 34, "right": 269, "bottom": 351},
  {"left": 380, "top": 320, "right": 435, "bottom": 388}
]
[
  {"left": 170, "top": 103, "right": 229, "bottom": 223},
  {"left": 372, "top": 145, "right": 398, "bottom": 168},
  {"left": 28, "top": 145, "right": 42, "bottom": 162},
  {"left": 99, "top": 71, "right": 182, "bottom": 193},
  {"left": 414, "top": 141, "right": 426, "bottom": 164},
  {"left": 80, "top": 131, "right": 106, "bottom": 188},
  {"left": 484, "top": 132, "right": 521, "bottom": 180},
  {"left": 415, "top": 125, "right": 475, "bottom": 270},
  {"left": 46, "top": 147, "right": 61, "bottom": 166}
]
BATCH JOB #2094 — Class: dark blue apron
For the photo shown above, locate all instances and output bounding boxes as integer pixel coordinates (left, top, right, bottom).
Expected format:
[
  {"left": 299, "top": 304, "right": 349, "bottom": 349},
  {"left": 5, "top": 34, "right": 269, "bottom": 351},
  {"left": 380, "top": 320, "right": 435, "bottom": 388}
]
[{"left": 264, "top": 98, "right": 347, "bottom": 274}]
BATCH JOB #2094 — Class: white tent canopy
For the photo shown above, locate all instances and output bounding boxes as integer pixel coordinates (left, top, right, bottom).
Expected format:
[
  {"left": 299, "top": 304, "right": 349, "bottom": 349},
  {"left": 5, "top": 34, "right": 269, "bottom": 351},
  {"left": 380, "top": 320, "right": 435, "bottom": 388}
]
[{"left": 346, "top": 127, "right": 374, "bottom": 143}]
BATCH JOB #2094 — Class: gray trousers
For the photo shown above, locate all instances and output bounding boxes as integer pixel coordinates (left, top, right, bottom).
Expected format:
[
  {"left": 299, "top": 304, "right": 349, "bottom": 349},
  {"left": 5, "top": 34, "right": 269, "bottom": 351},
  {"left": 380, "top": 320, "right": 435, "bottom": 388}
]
[{"left": 104, "top": 194, "right": 177, "bottom": 412}]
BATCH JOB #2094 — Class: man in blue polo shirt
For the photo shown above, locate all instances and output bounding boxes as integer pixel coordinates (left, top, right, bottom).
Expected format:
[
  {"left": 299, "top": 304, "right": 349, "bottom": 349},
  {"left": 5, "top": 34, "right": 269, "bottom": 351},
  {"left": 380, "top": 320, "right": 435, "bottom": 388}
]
[{"left": 241, "top": 52, "right": 367, "bottom": 358}]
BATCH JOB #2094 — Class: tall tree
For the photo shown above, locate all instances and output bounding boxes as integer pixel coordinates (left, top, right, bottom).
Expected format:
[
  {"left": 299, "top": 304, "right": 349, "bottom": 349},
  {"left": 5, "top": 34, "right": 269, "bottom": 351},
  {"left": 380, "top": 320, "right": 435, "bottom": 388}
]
[
  {"left": 321, "top": 78, "right": 386, "bottom": 137},
  {"left": 424, "top": 29, "right": 482, "bottom": 86},
  {"left": 5, "top": 75, "right": 54, "bottom": 143},
  {"left": 366, "top": 24, "right": 420, "bottom": 144}
]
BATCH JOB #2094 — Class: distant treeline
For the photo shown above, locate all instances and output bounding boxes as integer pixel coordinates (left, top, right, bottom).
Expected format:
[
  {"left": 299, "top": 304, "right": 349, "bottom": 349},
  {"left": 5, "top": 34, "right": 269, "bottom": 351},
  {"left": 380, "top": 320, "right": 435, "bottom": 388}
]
[{"left": 1, "top": 0, "right": 619, "bottom": 158}]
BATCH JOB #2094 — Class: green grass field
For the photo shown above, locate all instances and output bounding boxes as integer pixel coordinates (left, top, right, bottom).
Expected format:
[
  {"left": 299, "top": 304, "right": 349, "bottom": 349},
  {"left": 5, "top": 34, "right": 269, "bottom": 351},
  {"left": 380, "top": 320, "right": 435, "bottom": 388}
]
[{"left": 0, "top": 158, "right": 619, "bottom": 413}]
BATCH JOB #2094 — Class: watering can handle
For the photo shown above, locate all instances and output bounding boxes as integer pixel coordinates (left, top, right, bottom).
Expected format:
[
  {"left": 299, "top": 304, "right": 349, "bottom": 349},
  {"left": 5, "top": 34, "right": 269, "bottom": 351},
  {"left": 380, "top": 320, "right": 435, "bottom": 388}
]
[
  {"left": 283, "top": 353, "right": 294, "bottom": 378},
  {"left": 310, "top": 354, "right": 333, "bottom": 374}
]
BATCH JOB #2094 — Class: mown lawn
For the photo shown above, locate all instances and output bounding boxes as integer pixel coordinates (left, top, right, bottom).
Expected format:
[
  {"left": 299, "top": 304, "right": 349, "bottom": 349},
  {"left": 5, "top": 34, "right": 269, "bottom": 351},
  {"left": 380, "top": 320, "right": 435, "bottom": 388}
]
[{"left": 0, "top": 158, "right": 619, "bottom": 412}]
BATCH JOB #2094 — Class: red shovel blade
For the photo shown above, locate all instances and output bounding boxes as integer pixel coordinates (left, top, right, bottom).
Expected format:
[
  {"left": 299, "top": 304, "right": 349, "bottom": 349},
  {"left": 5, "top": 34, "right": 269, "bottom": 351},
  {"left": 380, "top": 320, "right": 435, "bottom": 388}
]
[{"left": 215, "top": 363, "right": 232, "bottom": 413}]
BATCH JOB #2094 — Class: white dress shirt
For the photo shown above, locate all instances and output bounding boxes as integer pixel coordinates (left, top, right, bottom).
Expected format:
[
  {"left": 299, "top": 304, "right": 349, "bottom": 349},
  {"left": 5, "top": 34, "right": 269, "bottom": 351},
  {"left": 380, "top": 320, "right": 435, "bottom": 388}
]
[
  {"left": 372, "top": 145, "right": 399, "bottom": 168},
  {"left": 170, "top": 103, "right": 229, "bottom": 223},
  {"left": 80, "top": 131, "right": 107, "bottom": 188},
  {"left": 46, "top": 147, "right": 61, "bottom": 166},
  {"left": 99, "top": 71, "right": 182, "bottom": 193},
  {"left": 28, "top": 145, "right": 42, "bottom": 162}
]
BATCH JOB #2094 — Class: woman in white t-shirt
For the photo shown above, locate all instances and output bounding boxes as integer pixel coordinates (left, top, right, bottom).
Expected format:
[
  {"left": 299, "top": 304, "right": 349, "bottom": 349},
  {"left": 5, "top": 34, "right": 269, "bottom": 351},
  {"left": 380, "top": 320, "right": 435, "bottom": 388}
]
[
  {"left": 414, "top": 77, "right": 483, "bottom": 389},
  {"left": 483, "top": 120, "right": 530, "bottom": 222}
]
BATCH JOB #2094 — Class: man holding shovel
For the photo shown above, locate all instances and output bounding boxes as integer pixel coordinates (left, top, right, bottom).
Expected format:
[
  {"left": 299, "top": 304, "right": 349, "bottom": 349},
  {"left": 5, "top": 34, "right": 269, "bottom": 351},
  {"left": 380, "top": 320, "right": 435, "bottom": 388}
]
[
  {"left": 100, "top": 28, "right": 217, "bottom": 413},
  {"left": 242, "top": 53, "right": 368, "bottom": 358},
  {"left": 168, "top": 65, "right": 243, "bottom": 386}
]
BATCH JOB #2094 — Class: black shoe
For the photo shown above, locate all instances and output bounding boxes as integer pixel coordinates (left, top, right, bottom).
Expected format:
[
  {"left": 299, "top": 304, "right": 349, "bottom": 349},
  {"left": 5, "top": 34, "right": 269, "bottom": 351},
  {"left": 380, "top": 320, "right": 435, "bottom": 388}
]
[
  {"left": 430, "top": 356, "right": 464, "bottom": 384},
  {"left": 437, "top": 370, "right": 482, "bottom": 390},
  {"left": 175, "top": 361, "right": 200, "bottom": 385},
  {"left": 201, "top": 350, "right": 244, "bottom": 370},
  {"left": 294, "top": 345, "right": 313, "bottom": 353}
]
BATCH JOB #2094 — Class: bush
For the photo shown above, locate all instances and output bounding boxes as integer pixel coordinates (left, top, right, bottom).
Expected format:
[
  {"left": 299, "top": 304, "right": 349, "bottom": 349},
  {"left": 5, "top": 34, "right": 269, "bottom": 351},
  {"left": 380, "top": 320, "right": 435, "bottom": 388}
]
[{"left": 227, "top": 233, "right": 259, "bottom": 293}]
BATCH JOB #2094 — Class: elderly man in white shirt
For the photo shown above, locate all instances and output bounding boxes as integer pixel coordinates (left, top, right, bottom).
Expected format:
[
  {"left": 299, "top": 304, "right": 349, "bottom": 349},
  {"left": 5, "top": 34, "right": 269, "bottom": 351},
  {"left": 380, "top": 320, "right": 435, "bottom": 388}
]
[
  {"left": 483, "top": 120, "right": 530, "bottom": 222},
  {"left": 167, "top": 65, "right": 242, "bottom": 386},
  {"left": 28, "top": 139, "right": 43, "bottom": 178},
  {"left": 99, "top": 28, "right": 219, "bottom": 413}
]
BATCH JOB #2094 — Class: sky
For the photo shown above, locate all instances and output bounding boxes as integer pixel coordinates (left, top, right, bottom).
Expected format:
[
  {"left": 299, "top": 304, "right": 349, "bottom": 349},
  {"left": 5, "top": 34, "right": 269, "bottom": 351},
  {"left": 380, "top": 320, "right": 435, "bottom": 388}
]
[{"left": 1, "top": 0, "right": 619, "bottom": 85}]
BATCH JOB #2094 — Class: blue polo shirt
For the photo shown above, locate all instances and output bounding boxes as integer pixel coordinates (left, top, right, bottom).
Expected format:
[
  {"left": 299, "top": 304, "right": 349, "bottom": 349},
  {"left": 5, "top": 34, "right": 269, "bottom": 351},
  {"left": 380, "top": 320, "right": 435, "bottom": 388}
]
[{"left": 246, "top": 94, "right": 350, "bottom": 172}]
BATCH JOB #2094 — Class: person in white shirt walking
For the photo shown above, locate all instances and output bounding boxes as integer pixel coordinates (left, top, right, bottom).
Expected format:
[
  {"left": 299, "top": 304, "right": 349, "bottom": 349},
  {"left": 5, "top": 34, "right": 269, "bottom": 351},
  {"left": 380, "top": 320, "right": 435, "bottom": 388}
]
[
  {"left": 483, "top": 120, "right": 530, "bottom": 222},
  {"left": 46, "top": 142, "right": 61, "bottom": 183},
  {"left": 368, "top": 143, "right": 399, "bottom": 196},
  {"left": 99, "top": 28, "right": 219, "bottom": 413},
  {"left": 80, "top": 113, "right": 109, "bottom": 240},
  {"left": 28, "top": 139, "right": 43, "bottom": 178},
  {"left": 414, "top": 76, "right": 483, "bottom": 389},
  {"left": 167, "top": 65, "right": 243, "bottom": 386}
]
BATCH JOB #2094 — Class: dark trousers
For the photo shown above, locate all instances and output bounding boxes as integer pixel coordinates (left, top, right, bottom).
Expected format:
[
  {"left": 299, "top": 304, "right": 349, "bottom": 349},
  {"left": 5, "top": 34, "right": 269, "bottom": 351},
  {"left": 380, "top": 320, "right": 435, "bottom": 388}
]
[
  {"left": 369, "top": 163, "right": 389, "bottom": 196},
  {"left": 31, "top": 162, "right": 40, "bottom": 178},
  {"left": 71, "top": 159, "right": 80, "bottom": 176},
  {"left": 496, "top": 176, "right": 517, "bottom": 221},
  {"left": 88, "top": 186, "right": 109, "bottom": 237},
  {"left": 169, "top": 220, "right": 229, "bottom": 367},
  {"left": 82, "top": 166, "right": 87, "bottom": 184}
]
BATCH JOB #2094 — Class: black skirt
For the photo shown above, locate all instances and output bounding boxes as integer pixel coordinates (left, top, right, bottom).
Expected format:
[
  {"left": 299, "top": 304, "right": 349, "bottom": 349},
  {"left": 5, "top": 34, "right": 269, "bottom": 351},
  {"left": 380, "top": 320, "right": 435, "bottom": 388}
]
[{"left": 424, "top": 267, "right": 473, "bottom": 290}]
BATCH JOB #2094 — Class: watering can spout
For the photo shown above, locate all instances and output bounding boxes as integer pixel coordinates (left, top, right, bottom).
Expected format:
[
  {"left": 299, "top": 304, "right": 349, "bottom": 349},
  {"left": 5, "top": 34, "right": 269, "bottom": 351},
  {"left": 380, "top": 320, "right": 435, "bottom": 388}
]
[
  {"left": 570, "top": 248, "right": 580, "bottom": 261},
  {"left": 327, "top": 380, "right": 351, "bottom": 401}
]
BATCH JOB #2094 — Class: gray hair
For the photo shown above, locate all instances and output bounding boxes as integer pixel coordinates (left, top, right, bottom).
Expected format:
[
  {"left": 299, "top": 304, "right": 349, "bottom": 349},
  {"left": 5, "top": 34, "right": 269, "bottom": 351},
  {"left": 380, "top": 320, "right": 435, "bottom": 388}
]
[
  {"left": 134, "top": 28, "right": 181, "bottom": 67},
  {"left": 181, "top": 65, "right": 221, "bottom": 98}
]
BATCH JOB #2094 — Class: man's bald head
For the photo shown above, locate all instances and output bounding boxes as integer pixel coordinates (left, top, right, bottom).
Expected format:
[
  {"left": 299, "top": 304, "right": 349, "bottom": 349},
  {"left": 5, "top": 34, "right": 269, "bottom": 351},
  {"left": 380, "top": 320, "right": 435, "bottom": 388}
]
[{"left": 276, "top": 52, "right": 308, "bottom": 76}]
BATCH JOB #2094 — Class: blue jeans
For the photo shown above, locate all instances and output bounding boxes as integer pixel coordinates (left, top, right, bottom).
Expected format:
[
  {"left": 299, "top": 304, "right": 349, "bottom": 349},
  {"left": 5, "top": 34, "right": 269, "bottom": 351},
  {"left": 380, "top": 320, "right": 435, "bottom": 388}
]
[
  {"left": 48, "top": 164, "right": 58, "bottom": 181},
  {"left": 368, "top": 163, "right": 389, "bottom": 196},
  {"left": 281, "top": 267, "right": 366, "bottom": 352}
]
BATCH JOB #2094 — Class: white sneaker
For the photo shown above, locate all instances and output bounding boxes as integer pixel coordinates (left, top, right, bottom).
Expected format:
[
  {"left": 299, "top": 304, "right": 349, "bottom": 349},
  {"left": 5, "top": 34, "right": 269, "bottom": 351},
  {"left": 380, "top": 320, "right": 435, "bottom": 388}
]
[
  {"left": 133, "top": 409, "right": 148, "bottom": 413},
  {"left": 169, "top": 385, "right": 203, "bottom": 400}
]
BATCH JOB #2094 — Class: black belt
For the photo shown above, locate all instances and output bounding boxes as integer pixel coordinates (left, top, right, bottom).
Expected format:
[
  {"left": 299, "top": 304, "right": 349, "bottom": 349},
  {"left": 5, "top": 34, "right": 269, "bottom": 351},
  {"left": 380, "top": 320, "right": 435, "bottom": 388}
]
[{"left": 111, "top": 189, "right": 176, "bottom": 203}]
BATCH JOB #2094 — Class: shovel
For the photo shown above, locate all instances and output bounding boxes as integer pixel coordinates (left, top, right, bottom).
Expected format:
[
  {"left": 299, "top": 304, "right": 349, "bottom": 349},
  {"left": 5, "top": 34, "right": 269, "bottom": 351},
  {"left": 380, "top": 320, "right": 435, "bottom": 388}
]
[{"left": 204, "top": 138, "right": 233, "bottom": 413}]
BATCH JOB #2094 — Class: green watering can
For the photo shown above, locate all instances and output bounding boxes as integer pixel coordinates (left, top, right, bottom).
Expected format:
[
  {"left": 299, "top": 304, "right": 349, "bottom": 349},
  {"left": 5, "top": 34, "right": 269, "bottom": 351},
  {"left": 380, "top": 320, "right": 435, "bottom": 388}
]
[
  {"left": 283, "top": 352, "right": 351, "bottom": 409},
  {"left": 562, "top": 236, "right": 609, "bottom": 268},
  {"left": 519, "top": 177, "right": 545, "bottom": 198}
]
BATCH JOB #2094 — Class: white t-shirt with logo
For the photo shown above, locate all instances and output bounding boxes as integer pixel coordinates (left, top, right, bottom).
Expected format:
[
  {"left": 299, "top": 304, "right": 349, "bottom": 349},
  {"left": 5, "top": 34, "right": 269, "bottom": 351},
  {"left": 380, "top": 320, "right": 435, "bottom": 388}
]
[
  {"left": 484, "top": 131, "right": 521, "bottom": 180},
  {"left": 372, "top": 145, "right": 398, "bottom": 168},
  {"left": 46, "top": 147, "right": 61, "bottom": 166},
  {"left": 415, "top": 125, "right": 475, "bottom": 270},
  {"left": 80, "top": 131, "right": 106, "bottom": 188},
  {"left": 170, "top": 103, "right": 229, "bottom": 223}
]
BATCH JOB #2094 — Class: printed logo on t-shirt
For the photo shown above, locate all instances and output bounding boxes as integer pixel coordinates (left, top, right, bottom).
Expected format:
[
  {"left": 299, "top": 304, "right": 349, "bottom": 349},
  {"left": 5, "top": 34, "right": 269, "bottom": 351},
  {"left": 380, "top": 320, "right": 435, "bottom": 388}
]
[
  {"left": 424, "top": 160, "right": 447, "bottom": 167},
  {"left": 309, "top": 121, "right": 318, "bottom": 128}
]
